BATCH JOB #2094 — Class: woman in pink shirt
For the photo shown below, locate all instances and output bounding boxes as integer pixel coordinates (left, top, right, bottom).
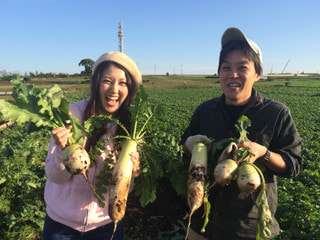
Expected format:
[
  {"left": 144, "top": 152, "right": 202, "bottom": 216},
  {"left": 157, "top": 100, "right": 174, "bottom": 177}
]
[{"left": 43, "top": 52, "right": 142, "bottom": 240}]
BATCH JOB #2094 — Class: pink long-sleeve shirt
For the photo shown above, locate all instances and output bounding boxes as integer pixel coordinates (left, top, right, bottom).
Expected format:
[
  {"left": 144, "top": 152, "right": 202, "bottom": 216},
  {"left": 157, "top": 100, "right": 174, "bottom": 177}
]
[{"left": 44, "top": 98, "right": 117, "bottom": 232}]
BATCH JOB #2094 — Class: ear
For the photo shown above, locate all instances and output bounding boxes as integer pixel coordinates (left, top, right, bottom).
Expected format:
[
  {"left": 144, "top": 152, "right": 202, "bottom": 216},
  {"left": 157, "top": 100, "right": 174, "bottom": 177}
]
[{"left": 255, "top": 72, "right": 262, "bottom": 82}]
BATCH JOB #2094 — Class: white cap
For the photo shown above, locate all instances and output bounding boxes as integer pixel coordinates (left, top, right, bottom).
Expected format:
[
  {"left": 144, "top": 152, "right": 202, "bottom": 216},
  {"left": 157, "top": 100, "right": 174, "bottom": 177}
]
[{"left": 221, "top": 27, "right": 262, "bottom": 66}]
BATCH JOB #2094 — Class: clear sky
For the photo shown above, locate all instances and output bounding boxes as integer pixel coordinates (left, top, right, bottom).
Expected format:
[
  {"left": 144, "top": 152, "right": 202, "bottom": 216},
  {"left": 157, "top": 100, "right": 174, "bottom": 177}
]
[{"left": 1, "top": 0, "right": 320, "bottom": 76}]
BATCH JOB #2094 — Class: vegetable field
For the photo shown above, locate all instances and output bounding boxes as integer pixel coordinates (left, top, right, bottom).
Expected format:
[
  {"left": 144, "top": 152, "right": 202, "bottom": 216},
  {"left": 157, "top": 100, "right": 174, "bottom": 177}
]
[{"left": 0, "top": 83, "right": 319, "bottom": 239}]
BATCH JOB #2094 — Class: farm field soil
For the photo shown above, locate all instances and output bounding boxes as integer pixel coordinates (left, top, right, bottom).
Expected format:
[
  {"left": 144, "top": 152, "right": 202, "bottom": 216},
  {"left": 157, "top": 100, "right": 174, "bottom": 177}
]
[{"left": 124, "top": 179, "right": 187, "bottom": 239}]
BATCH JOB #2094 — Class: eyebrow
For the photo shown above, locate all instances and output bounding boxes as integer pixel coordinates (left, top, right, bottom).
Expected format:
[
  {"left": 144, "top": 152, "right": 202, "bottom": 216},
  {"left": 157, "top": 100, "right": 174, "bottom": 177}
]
[{"left": 222, "top": 60, "right": 250, "bottom": 65}]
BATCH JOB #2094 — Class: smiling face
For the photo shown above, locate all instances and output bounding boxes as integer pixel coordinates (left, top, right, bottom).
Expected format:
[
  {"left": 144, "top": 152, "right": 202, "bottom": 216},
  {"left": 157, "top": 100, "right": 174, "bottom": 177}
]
[
  {"left": 98, "top": 64, "right": 129, "bottom": 116},
  {"left": 219, "top": 50, "right": 261, "bottom": 105}
]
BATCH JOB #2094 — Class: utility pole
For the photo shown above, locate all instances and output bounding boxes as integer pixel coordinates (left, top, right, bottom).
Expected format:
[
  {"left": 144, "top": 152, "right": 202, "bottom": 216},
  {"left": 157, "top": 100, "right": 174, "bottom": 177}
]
[{"left": 118, "top": 22, "right": 124, "bottom": 52}]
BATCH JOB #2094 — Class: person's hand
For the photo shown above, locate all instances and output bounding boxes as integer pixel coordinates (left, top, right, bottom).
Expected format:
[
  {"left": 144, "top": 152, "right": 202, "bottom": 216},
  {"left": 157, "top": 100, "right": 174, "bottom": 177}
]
[
  {"left": 51, "top": 126, "right": 73, "bottom": 149},
  {"left": 185, "top": 135, "right": 211, "bottom": 153},
  {"left": 237, "top": 141, "right": 268, "bottom": 163},
  {"left": 130, "top": 151, "right": 141, "bottom": 178}
]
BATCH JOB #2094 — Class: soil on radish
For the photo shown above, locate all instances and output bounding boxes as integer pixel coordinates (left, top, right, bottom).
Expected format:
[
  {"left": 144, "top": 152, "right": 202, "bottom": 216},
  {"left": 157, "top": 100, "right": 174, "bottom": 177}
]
[{"left": 124, "top": 178, "right": 188, "bottom": 239}]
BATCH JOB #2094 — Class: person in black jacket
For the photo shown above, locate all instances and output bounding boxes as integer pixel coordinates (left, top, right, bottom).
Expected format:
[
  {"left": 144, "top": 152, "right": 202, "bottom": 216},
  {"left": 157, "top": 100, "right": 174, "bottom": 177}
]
[{"left": 180, "top": 27, "right": 302, "bottom": 240}]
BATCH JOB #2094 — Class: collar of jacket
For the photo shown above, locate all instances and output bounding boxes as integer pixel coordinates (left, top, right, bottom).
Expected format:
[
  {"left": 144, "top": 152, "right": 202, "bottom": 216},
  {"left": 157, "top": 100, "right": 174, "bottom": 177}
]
[{"left": 219, "top": 88, "right": 263, "bottom": 107}]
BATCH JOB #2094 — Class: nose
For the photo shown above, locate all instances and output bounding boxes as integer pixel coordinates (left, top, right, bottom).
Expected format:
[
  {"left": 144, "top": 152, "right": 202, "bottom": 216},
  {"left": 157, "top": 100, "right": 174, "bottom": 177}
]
[
  {"left": 231, "top": 70, "right": 239, "bottom": 78},
  {"left": 110, "top": 82, "right": 119, "bottom": 93}
]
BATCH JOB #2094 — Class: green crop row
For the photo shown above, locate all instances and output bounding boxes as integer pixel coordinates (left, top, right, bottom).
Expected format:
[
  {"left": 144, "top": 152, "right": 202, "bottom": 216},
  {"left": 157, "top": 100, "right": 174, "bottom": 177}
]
[{"left": 0, "top": 85, "right": 319, "bottom": 239}]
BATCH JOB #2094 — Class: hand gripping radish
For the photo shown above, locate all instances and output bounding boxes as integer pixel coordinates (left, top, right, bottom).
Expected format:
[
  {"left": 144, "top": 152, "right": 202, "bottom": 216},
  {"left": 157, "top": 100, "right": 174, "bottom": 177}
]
[{"left": 185, "top": 142, "right": 208, "bottom": 240}]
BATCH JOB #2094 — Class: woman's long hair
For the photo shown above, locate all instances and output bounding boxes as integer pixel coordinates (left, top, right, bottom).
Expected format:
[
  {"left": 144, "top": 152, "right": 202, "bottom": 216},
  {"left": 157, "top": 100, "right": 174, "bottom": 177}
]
[{"left": 84, "top": 61, "right": 135, "bottom": 151}]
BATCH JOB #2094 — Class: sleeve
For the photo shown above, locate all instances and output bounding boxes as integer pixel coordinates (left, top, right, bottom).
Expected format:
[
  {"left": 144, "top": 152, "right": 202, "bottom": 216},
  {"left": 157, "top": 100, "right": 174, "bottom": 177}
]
[
  {"left": 45, "top": 135, "right": 72, "bottom": 184},
  {"left": 44, "top": 100, "right": 87, "bottom": 184},
  {"left": 271, "top": 107, "right": 302, "bottom": 179}
]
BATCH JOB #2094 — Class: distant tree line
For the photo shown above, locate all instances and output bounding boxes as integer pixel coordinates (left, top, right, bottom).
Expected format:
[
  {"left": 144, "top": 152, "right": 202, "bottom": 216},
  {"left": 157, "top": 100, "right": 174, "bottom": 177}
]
[{"left": 0, "top": 58, "right": 95, "bottom": 80}]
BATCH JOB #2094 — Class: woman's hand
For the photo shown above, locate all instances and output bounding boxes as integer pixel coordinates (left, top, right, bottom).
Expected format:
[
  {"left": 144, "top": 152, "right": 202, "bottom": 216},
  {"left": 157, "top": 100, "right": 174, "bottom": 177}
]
[
  {"left": 130, "top": 151, "right": 141, "bottom": 178},
  {"left": 51, "top": 126, "right": 73, "bottom": 149}
]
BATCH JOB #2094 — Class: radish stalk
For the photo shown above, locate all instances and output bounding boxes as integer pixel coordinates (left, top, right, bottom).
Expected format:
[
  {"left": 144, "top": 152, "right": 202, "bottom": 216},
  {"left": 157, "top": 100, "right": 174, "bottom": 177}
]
[
  {"left": 248, "top": 163, "right": 272, "bottom": 240},
  {"left": 185, "top": 142, "right": 207, "bottom": 240}
]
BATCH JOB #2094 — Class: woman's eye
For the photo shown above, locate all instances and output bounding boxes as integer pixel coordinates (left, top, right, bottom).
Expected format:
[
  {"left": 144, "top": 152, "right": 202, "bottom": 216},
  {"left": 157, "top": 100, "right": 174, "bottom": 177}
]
[{"left": 222, "top": 66, "right": 230, "bottom": 71}]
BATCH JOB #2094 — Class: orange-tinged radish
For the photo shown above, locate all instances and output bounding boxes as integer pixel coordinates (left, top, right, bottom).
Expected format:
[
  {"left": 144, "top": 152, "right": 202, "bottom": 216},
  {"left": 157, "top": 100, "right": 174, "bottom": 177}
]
[
  {"left": 185, "top": 142, "right": 207, "bottom": 240},
  {"left": 214, "top": 159, "right": 238, "bottom": 186},
  {"left": 109, "top": 139, "right": 137, "bottom": 240}
]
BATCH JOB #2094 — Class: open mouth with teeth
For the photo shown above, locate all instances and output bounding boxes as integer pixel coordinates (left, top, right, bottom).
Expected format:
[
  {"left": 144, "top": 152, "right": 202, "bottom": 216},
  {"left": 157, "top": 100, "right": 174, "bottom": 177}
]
[
  {"left": 106, "top": 97, "right": 119, "bottom": 107},
  {"left": 228, "top": 83, "right": 241, "bottom": 88}
]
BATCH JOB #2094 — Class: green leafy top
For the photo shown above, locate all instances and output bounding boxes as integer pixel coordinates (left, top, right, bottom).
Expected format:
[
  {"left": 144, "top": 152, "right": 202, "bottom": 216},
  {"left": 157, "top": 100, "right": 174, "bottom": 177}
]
[
  {"left": 234, "top": 115, "right": 251, "bottom": 142},
  {"left": 0, "top": 76, "right": 83, "bottom": 145}
]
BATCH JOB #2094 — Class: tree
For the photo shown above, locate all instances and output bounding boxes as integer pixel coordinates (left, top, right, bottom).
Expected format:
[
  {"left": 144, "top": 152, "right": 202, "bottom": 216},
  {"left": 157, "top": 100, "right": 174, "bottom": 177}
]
[{"left": 78, "top": 58, "right": 95, "bottom": 76}]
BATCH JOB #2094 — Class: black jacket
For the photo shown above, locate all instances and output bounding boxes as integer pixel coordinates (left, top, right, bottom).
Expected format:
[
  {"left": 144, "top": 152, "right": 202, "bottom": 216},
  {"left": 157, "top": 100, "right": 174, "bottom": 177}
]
[{"left": 180, "top": 89, "right": 302, "bottom": 239}]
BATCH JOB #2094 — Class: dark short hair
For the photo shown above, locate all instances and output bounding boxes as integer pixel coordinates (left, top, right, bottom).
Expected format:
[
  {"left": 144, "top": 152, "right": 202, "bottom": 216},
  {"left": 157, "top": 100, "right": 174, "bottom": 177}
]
[{"left": 218, "top": 41, "right": 262, "bottom": 75}]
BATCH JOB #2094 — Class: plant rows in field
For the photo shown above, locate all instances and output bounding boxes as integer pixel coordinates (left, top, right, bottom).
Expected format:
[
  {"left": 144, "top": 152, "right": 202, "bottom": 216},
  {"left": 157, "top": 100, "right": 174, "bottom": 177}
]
[{"left": 0, "top": 86, "right": 319, "bottom": 239}]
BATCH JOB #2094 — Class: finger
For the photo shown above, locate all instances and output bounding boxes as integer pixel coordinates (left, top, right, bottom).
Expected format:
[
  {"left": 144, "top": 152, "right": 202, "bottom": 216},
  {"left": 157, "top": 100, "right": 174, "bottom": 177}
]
[
  {"left": 236, "top": 141, "right": 245, "bottom": 148},
  {"left": 53, "top": 128, "right": 72, "bottom": 148},
  {"left": 52, "top": 127, "right": 66, "bottom": 135}
]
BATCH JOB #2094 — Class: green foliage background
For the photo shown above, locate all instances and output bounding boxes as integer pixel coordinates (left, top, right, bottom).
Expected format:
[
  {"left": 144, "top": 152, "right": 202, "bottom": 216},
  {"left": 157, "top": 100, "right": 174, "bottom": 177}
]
[{"left": 1, "top": 85, "right": 319, "bottom": 239}]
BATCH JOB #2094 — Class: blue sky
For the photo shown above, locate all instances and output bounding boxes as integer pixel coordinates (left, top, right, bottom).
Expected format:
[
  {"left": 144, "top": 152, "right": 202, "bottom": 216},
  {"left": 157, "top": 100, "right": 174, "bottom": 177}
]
[{"left": 1, "top": 0, "right": 320, "bottom": 75}]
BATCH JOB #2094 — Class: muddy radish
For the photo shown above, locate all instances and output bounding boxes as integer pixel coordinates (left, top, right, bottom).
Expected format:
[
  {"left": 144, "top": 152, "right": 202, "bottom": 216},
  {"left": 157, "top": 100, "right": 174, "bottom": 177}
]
[
  {"left": 108, "top": 140, "right": 137, "bottom": 240},
  {"left": 214, "top": 159, "right": 238, "bottom": 186},
  {"left": 237, "top": 163, "right": 261, "bottom": 199},
  {"left": 185, "top": 142, "right": 208, "bottom": 240}
]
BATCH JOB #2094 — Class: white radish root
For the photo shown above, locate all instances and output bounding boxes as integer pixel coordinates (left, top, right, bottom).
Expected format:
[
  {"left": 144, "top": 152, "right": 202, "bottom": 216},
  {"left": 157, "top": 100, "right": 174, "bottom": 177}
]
[
  {"left": 237, "top": 163, "right": 261, "bottom": 199},
  {"left": 185, "top": 142, "right": 207, "bottom": 240},
  {"left": 63, "top": 144, "right": 90, "bottom": 175},
  {"left": 62, "top": 143, "right": 105, "bottom": 204},
  {"left": 214, "top": 159, "right": 238, "bottom": 186},
  {"left": 108, "top": 140, "right": 136, "bottom": 240}
]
